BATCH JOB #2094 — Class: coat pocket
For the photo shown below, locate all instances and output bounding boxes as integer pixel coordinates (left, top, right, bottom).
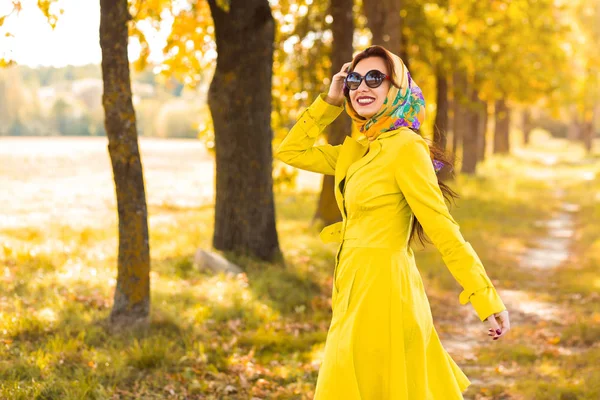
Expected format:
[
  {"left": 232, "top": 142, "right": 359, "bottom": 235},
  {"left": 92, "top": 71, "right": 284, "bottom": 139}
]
[{"left": 333, "top": 267, "right": 359, "bottom": 317}]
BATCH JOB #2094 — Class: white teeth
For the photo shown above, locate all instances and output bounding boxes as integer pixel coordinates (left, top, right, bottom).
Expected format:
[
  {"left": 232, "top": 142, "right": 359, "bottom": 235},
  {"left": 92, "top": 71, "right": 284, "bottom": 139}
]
[{"left": 358, "top": 98, "right": 374, "bottom": 105}]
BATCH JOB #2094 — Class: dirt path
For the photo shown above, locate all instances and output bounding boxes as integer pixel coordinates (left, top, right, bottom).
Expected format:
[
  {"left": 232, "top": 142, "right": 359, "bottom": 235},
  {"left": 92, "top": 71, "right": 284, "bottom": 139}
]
[
  {"left": 441, "top": 185, "right": 575, "bottom": 387},
  {"left": 439, "top": 154, "right": 598, "bottom": 398}
]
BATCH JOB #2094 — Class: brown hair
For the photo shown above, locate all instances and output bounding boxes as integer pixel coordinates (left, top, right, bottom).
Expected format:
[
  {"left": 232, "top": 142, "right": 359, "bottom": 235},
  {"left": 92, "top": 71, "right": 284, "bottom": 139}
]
[{"left": 346, "top": 45, "right": 458, "bottom": 246}]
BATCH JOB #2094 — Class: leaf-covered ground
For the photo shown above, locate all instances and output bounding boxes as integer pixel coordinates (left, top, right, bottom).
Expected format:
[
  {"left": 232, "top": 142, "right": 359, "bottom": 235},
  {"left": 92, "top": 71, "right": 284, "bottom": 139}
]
[{"left": 1, "top": 132, "right": 599, "bottom": 399}]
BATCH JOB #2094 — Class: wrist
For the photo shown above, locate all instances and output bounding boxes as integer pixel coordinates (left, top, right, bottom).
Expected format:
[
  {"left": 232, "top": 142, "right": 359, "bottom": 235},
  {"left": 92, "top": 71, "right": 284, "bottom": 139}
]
[{"left": 325, "top": 94, "right": 344, "bottom": 107}]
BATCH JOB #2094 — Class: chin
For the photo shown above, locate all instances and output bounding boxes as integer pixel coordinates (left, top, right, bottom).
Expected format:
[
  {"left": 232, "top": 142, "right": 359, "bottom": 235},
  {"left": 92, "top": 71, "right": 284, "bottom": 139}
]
[
  {"left": 352, "top": 102, "right": 379, "bottom": 119},
  {"left": 358, "top": 109, "right": 377, "bottom": 119}
]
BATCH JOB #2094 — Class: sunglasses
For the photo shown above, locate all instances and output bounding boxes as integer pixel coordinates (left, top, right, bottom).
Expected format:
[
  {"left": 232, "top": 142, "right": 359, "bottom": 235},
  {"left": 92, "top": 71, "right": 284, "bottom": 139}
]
[{"left": 344, "top": 69, "right": 390, "bottom": 91}]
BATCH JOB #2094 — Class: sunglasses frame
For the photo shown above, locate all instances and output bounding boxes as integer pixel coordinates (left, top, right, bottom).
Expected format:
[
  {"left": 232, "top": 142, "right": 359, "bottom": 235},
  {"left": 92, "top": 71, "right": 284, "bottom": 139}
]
[{"left": 344, "top": 69, "right": 390, "bottom": 91}]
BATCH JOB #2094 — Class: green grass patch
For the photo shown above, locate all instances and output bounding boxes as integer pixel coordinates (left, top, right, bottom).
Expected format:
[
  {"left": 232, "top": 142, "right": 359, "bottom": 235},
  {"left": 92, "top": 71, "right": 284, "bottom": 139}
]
[{"left": 1, "top": 135, "right": 600, "bottom": 398}]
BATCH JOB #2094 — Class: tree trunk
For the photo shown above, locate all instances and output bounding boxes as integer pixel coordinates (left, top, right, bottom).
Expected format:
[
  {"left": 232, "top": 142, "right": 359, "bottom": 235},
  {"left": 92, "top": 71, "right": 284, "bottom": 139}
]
[
  {"left": 452, "top": 71, "right": 467, "bottom": 165},
  {"left": 362, "top": 0, "right": 384, "bottom": 44},
  {"left": 100, "top": 0, "right": 150, "bottom": 325},
  {"left": 362, "top": 0, "right": 408, "bottom": 67},
  {"left": 314, "top": 0, "right": 354, "bottom": 226},
  {"left": 461, "top": 88, "right": 479, "bottom": 174},
  {"left": 582, "top": 118, "right": 594, "bottom": 153},
  {"left": 522, "top": 109, "right": 532, "bottom": 145},
  {"left": 476, "top": 99, "right": 488, "bottom": 162},
  {"left": 207, "top": 0, "right": 280, "bottom": 262},
  {"left": 494, "top": 98, "right": 511, "bottom": 154},
  {"left": 433, "top": 68, "right": 449, "bottom": 151},
  {"left": 567, "top": 107, "right": 580, "bottom": 141},
  {"left": 582, "top": 104, "right": 597, "bottom": 153}
]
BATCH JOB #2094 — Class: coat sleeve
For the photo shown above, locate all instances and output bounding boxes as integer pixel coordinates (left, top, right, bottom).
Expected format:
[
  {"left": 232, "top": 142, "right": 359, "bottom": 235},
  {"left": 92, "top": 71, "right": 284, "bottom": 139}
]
[
  {"left": 274, "top": 94, "right": 344, "bottom": 175},
  {"left": 394, "top": 134, "right": 506, "bottom": 322}
]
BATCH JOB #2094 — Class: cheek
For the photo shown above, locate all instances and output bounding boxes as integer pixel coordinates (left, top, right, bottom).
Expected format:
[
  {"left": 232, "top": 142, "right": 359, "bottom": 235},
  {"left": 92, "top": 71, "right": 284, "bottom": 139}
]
[{"left": 374, "top": 87, "right": 389, "bottom": 107}]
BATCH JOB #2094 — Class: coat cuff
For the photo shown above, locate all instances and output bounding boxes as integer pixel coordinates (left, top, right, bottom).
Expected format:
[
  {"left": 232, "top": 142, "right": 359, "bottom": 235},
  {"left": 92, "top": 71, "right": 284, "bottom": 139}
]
[
  {"left": 299, "top": 94, "right": 344, "bottom": 137},
  {"left": 460, "top": 286, "right": 506, "bottom": 322}
]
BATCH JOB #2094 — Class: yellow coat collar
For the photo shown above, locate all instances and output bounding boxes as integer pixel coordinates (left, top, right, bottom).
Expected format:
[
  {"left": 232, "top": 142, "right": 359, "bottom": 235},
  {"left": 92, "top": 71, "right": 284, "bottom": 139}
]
[
  {"left": 333, "top": 128, "right": 405, "bottom": 218},
  {"left": 319, "top": 128, "right": 406, "bottom": 242}
]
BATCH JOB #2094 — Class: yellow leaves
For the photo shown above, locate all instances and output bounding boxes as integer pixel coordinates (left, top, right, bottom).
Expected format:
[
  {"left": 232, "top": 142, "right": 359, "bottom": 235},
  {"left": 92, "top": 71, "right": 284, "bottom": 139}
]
[
  {"left": 422, "top": 3, "right": 440, "bottom": 15},
  {"left": 216, "top": 0, "right": 230, "bottom": 13},
  {"left": 149, "top": 1, "right": 214, "bottom": 86},
  {"left": 536, "top": 361, "right": 561, "bottom": 378},
  {"left": 547, "top": 336, "right": 561, "bottom": 345},
  {"left": 129, "top": 24, "right": 151, "bottom": 71},
  {"left": 12, "top": 1, "right": 22, "bottom": 13},
  {"left": 0, "top": 58, "right": 16, "bottom": 68},
  {"left": 36, "top": 0, "right": 62, "bottom": 29},
  {"left": 479, "top": 386, "right": 491, "bottom": 395},
  {"left": 0, "top": 0, "right": 22, "bottom": 32},
  {"left": 129, "top": 0, "right": 172, "bottom": 21}
]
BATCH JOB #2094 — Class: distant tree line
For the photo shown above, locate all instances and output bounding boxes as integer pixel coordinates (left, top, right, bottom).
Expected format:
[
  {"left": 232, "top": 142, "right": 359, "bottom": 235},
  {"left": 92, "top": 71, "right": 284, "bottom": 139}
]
[{"left": 0, "top": 64, "right": 210, "bottom": 140}]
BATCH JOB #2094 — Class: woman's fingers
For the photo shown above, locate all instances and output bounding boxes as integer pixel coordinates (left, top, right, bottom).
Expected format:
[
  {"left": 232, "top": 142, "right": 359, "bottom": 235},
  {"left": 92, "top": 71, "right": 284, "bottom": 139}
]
[
  {"left": 340, "top": 61, "right": 352, "bottom": 73},
  {"left": 487, "top": 310, "right": 510, "bottom": 340},
  {"left": 497, "top": 310, "right": 511, "bottom": 337},
  {"left": 486, "top": 314, "right": 502, "bottom": 340},
  {"left": 327, "top": 61, "right": 353, "bottom": 105},
  {"left": 334, "top": 62, "right": 352, "bottom": 80}
]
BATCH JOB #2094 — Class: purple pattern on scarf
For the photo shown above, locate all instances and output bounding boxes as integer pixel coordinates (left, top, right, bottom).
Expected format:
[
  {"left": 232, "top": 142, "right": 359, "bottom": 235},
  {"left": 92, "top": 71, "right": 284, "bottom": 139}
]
[
  {"left": 432, "top": 159, "right": 445, "bottom": 172},
  {"left": 393, "top": 118, "right": 408, "bottom": 129}
]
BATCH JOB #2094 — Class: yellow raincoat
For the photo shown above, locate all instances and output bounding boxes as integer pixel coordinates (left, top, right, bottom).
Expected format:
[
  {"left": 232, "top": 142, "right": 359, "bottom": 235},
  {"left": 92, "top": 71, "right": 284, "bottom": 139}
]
[{"left": 275, "top": 94, "right": 506, "bottom": 399}]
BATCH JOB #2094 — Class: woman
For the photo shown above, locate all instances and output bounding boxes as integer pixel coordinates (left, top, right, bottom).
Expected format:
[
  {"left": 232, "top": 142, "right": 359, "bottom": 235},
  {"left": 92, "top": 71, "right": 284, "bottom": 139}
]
[{"left": 275, "top": 46, "right": 510, "bottom": 399}]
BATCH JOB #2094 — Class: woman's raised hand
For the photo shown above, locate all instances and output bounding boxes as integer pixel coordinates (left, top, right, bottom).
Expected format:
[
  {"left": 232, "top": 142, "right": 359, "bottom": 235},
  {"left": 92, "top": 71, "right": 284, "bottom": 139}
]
[
  {"left": 325, "top": 61, "right": 353, "bottom": 107},
  {"left": 487, "top": 310, "right": 510, "bottom": 340}
]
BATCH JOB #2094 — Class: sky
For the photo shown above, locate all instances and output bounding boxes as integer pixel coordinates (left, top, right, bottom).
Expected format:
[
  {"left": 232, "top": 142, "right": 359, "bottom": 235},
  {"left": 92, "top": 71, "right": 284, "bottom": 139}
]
[{"left": 0, "top": 0, "right": 169, "bottom": 67}]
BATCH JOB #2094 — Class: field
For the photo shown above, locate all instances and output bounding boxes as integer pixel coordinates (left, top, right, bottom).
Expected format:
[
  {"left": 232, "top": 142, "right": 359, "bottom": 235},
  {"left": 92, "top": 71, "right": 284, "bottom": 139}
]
[{"left": 1, "top": 134, "right": 599, "bottom": 399}]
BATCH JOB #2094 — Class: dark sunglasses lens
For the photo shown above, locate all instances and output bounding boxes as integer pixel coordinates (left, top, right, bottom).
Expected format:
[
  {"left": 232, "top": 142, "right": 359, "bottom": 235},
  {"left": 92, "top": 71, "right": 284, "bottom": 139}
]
[
  {"left": 365, "top": 71, "right": 385, "bottom": 88},
  {"left": 346, "top": 73, "right": 362, "bottom": 90}
]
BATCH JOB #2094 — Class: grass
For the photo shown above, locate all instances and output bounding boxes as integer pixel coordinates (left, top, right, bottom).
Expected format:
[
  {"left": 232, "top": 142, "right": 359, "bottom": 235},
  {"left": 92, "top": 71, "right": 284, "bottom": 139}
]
[{"left": 1, "top": 133, "right": 599, "bottom": 398}]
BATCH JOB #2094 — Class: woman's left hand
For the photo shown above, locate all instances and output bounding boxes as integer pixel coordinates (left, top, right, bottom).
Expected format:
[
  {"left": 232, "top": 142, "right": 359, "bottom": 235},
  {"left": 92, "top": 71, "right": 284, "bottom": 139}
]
[{"left": 486, "top": 310, "right": 510, "bottom": 340}]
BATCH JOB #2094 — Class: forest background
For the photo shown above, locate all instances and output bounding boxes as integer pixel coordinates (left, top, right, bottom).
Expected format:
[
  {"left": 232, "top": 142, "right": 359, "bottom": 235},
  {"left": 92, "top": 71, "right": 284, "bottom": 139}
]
[{"left": 1, "top": 0, "right": 600, "bottom": 399}]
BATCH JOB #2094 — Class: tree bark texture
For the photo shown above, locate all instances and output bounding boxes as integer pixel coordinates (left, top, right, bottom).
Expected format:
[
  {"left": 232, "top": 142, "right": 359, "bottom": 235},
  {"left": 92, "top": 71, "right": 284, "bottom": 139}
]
[
  {"left": 582, "top": 118, "right": 594, "bottom": 153},
  {"left": 207, "top": 0, "right": 280, "bottom": 261},
  {"left": 314, "top": 0, "right": 354, "bottom": 226},
  {"left": 100, "top": 0, "right": 150, "bottom": 324},
  {"left": 522, "top": 109, "right": 532, "bottom": 145},
  {"left": 452, "top": 71, "right": 467, "bottom": 166},
  {"left": 567, "top": 108, "right": 580, "bottom": 141},
  {"left": 362, "top": 0, "right": 408, "bottom": 67},
  {"left": 581, "top": 104, "right": 597, "bottom": 153},
  {"left": 433, "top": 69, "right": 449, "bottom": 151},
  {"left": 494, "top": 98, "right": 511, "bottom": 154},
  {"left": 461, "top": 88, "right": 479, "bottom": 174},
  {"left": 476, "top": 98, "right": 488, "bottom": 162}
]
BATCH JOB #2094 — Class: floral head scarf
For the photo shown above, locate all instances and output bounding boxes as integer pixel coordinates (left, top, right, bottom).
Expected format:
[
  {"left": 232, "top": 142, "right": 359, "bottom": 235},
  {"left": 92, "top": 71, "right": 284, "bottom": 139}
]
[
  {"left": 344, "top": 48, "right": 426, "bottom": 139},
  {"left": 344, "top": 48, "right": 445, "bottom": 173}
]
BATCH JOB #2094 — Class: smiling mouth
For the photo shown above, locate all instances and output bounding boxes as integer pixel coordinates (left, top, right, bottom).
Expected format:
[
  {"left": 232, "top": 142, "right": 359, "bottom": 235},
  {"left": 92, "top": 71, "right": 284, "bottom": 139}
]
[{"left": 357, "top": 97, "right": 375, "bottom": 106}]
